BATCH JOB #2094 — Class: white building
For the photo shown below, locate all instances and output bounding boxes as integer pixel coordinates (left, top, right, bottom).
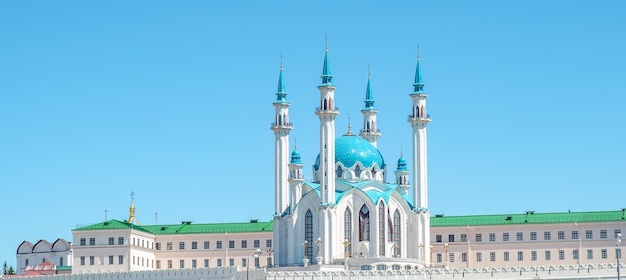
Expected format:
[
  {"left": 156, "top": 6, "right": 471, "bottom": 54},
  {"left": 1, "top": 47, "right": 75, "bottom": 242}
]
[
  {"left": 16, "top": 238, "right": 72, "bottom": 274},
  {"left": 271, "top": 43, "right": 431, "bottom": 270}
]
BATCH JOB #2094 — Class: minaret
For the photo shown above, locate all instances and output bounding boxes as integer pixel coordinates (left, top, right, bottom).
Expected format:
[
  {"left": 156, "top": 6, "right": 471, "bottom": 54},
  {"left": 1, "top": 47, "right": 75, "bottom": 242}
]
[
  {"left": 288, "top": 143, "right": 304, "bottom": 214},
  {"left": 359, "top": 66, "right": 381, "bottom": 147},
  {"left": 315, "top": 38, "right": 339, "bottom": 264},
  {"left": 270, "top": 59, "right": 293, "bottom": 216},
  {"left": 315, "top": 39, "right": 338, "bottom": 206},
  {"left": 407, "top": 48, "right": 431, "bottom": 265},
  {"left": 394, "top": 149, "right": 410, "bottom": 196}
]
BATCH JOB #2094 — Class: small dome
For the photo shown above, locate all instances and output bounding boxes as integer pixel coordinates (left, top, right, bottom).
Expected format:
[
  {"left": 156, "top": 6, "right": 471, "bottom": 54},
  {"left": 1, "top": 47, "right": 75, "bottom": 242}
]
[
  {"left": 314, "top": 135, "right": 385, "bottom": 170},
  {"left": 397, "top": 155, "right": 407, "bottom": 171},
  {"left": 291, "top": 148, "right": 302, "bottom": 164}
]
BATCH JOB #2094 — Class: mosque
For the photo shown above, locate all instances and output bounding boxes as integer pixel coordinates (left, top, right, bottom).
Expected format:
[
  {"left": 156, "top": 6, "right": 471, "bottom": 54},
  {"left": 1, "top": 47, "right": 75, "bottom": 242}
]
[{"left": 270, "top": 42, "right": 431, "bottom": 269}]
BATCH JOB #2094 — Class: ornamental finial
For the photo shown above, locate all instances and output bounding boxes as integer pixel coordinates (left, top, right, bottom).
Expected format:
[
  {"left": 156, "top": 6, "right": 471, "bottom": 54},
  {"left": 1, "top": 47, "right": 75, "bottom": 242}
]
[
  {"left": 417, "top": 44, "right": 421, "bottom": 62},
  {"left": 325, "top": 34, "right": 328, "bottom": 52},
  {"left": 280, "top": 54, "right": 283, "bottom": 71},
  {"left": 345, "top": 115, "right": 353, "bottom": 136},
  {"left": 368, "top": 63, "right": 371, "bottom": 79}
]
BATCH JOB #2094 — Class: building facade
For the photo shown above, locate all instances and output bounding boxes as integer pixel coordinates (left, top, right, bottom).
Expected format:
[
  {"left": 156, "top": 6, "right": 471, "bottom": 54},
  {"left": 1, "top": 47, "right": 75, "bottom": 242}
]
[{"left": 16, "top": 238, "right": 72, "bottom": 274}]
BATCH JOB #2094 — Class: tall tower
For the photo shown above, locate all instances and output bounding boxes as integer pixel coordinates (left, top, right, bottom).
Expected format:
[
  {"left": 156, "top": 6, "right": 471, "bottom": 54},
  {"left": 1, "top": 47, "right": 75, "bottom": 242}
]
[
  {"left": 407, "top": 49, "right": 431, "bottom": 265},
  {"left": 359, "top": 66, "right": 381, "bottom": 147},
  {"left": 394, "top": 150, "right": 410, "bottom": 196},
  {"left": 315, "top": 39, "right": 339, "bottom": 264},
  {"left": 288, "top": 144, "right": 304, "bottom": 214},
  {"left": 271, "top": 60, "right": 293, "bottom": 216}
]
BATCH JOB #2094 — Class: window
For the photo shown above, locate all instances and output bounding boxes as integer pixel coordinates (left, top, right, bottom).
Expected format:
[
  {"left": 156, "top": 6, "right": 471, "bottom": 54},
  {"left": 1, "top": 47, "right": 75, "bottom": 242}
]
[
  {"left": 586, "top": 230, "right": 593, "bottom": 239},
  {"left": 601, "top": 249, "right": 608, "bottom": 259},
  {"left": 242, "top": 258, "right": 247, "bottom": 267},
  {"left": 516, "top": 232, "right": 523, "bottom": 241},
  {"left": 617, "top": 248, "right": 622, "bottom": 259},
  {"left": 156, "top": 243, "right": 161, "bottom": 250},
  {"left": 435, "top": 235, "right": 442, "bottom": 243},
  {"left": 601, "top": 230, "right": 608, "bottom": 239},
  {"left": 204, "top": 259, "right": 209, "bottom": 268},
  {"left": 517, "top": 251, "right": 523, "bottom": 261},
  {"left": 89, "top": 256, "right": 95, "bottom": 265},
  {"left": 266, "top": 239, "right": 272, "bottom": 248},
  {"left": 489, "top": 252, "right": 496, "bottom": 262},
  {"left": 192, "top": 259, "right": 197, "bottom": 268},
  {"left": 544, "top": 231, "right": 551, "bottom": 240},
  {"left": 531, "top": 251, "right": 537, "bottom": 261},
  {"left": 344, "top": 208, "right": 352, "bottom": 257},
  {"left": 241, "top": 240, "right": 247, "bottom": 249},
  {"left": 216, "top": 241, "right": 223, "bottom": 249},
  {"left": 559, "top": 250, "right": 565, "bottom": 260},
  {"left": 476, "top": 252, "right": 482, "bottom": 262},
  {"left": 616, "top": 229, "right": 622, "bottom": 238},
  {"left": 448, "top": 234, "right": 455, "bottom": 242},
  {"left": 305, "top": 210, "right": 313, "bottom": 260},
  {"left": 254, "top": 240, "right": 260, "bottom": 248},
  {"left": 179, "top": 242, "right": 185, "bottom": 250},
  {"left": 461, "top": 253, "right": 467, "bottom": 262},
  {"left": 179, "top": 259, "right": 185, "bottom": 268},
  {"left": 89, "top": 238, "right": 95, "bottom": 246},
  {"left": 80, "top": 238, "right": 86, "bottom": 246},
  {"left": 393, "top": 210, "right": 401, "bottom": 257},
  {"left": 436, "top": 253, "right": 442, "bottom": 263},
  {"left": 572, "top": 231, "right": 579, "bottom": 239},
  {"left": 573, "top": 249, "right": 579, "bottom": 259},
  {"left": 108, "top": 237, "right": 114, "bottom": 245},
  {"left": 254, "top": 257, "right": 260, "bottom": 268},
  {"left": 228, "top": 240, "right": 235, "bottom": 249},
  {"left": 109, "top": 255, "right": 114, "bottom": 264},
  {"left": 558, "top": 231, "right": 565, "bottom": 240},
  {"left": 80, "top": 256, "right": 85, "bottom": 266},
  {"left": 449, "top": 253, "right": 455, "bottom": 262},
  {"left": 167, "top": 260, "right": 172, "bottom": 269},
  {"left": 204, "top": 241, "right": 210, "bottom": 249},
  {"left": 475, "top": 234, "right": 482, "bottom": 242},
  {"left": 166, "top": 242, "right": 172, "bottom": 250},
  {"left": 156, "top": 260, "right": 161, "bottom": 269},
  {"left": 118, "top": 255, "right": 123, "bottom": 264},
  {"left": 229, "top": 258, "right": 234, "bottom": 267},
  {"left": 489, "top": 233, "right": 495, "bottom": 242},
  {"left": 587, "top": 249, "right": 593, "bottom": 259},
  {"left": 460, "top": 234, "right": 467, "bottom": 242},
  {"left": 530, "top": 232, "right": 537, "bottom": 240},
  {"left": 359, "top": 205, "right": 370, "bottom": 241},
  {"left": 504, "top": 251, "right": 510, "bottom": 261},
  {"left": 503, "top": 233, "right": 509, "bottom": 241},
  {"left": 192, "top": 241, "right": 198, "bottom": 249},
  {"left": 132, "top": 256, "right": 135, "bottom": 265},
  {"left": 545, "top": 250, "right": 551, "bottom": 260}
]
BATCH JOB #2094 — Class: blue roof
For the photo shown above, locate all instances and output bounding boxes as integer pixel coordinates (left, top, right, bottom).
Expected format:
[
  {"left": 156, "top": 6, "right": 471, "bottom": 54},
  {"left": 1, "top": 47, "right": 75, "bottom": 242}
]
[
  {"left": 413, "top": 52, "right": 424, "bottom": 93},
  {"left": 291, "top": 148, "right": 302, "bottom": 164},
  {"left": 364, "top": 73, "right": 374, "bottom": 109},
  {"left": 276, "top": 64, "right": 287, "bottom": 102},
  {"left": 314, "top": 135, "right": 385, "bottom": 170},
  {"left": 397, "top": 155, "right": 407, "bottom": 170},
  {"left": 320, "top": 44, "right": 332, "bottom": 86}
]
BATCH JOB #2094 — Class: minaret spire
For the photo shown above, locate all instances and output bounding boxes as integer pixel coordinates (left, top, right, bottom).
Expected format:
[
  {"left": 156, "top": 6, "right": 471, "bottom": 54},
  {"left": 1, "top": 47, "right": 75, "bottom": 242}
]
[
  {"left": 321, "top": 34, "right": 333, "bottom": 86},
  {"left": 271, "top": 58, "right": 293, "bottom": 216},
  {"left": 359, "top": 65, "right": 381, "bottom": 147},
  {"left": 407, "top": 48, "right": 431, "bottom": 266}
]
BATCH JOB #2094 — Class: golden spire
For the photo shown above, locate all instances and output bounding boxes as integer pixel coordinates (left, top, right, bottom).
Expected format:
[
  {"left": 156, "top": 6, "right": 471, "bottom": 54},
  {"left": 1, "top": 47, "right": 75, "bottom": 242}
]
[
  {"left": 344, "top": 115, "right": 353, "bottom": 136},
  {"left": 128, "top": 191, "right": 140, "bottom": 225}
]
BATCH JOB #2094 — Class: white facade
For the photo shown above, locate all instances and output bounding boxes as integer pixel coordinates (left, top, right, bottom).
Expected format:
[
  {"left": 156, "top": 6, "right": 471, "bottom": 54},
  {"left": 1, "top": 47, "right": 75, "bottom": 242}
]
[{"left": 16, "top": 239, "right": 72, "bottom": 274}]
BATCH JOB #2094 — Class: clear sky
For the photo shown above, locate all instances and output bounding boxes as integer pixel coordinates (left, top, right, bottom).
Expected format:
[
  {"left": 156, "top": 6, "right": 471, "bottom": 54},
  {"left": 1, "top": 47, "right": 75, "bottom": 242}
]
[{"left": 1, "top": 0, "right": 625, "bottom": 269}]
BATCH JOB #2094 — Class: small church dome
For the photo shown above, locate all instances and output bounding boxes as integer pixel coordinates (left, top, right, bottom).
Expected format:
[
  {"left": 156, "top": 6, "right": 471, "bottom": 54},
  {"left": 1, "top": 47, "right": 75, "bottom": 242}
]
[{"left": 314, "top": 135, "right": 385, "bottom": 170}]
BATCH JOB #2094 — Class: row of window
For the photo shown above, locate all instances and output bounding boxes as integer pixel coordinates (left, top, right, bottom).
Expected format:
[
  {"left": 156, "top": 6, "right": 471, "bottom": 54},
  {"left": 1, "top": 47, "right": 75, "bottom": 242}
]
[
  {"left": 155, "top": 240, "right": 272, "bottom": 251},
  {"left": 24, "top": 257, "right": 65, "bottom": 267},
  {"left": 435, "top": 229, "right": 622, "bottom": 243},
  {"left": 79, "top": 255, "right": 124, "bottom": 266},
  {"left": 435, "top": 248, "right": 622, "bottom": 263},
  {"left": 155, "top": 257, "right": 272, "bottom": 269}
]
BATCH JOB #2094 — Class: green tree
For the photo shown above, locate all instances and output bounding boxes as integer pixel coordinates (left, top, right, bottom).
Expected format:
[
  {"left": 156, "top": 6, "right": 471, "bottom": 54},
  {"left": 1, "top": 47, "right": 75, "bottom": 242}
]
[
  {"left": 2, "top": 261, "right": 8, "bottom": 275},
  {"left": 7, "top": 265, "right": 15, "bottom": 275}
]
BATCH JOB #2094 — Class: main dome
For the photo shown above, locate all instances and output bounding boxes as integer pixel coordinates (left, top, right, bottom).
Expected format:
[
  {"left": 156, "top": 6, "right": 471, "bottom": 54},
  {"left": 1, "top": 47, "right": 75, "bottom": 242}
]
[{"left": 314, "top": 135, "right": 385, "bottom": 170}]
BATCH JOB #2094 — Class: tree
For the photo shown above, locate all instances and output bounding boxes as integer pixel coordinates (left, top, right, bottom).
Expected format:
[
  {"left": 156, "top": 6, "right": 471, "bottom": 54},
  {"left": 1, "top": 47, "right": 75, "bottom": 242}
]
[
  {"left": 2, "top": 261, "right": 7, "bottom": 275},
  {"left": 7, "top": 265, "right": 15, "bottom": 275}
]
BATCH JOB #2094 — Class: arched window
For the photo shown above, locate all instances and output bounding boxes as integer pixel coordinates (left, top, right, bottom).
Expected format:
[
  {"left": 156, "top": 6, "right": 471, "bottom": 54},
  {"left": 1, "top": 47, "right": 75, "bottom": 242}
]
[
  {"left": 420, "top": 105, "right": 425, "bottom": 117},
  {"left": 305, "top": 210, "right": 313, "bottom": 261},
  {"left": 372, "top": 167, "right": 377, "bottom": 178},
  {"left": 336, "top": 166, "right": 343, "bottom": 178},
  {"left": 388, "top": 209, "right": 393, "bottom": 242},
  {"left": 323, "top": 99, "right": 328, "bottom": 110},
  {"left": 394, "top": 210, "right": 401, "bottom": 257},
  {"left": 366, "top": 121, "right": 370, "bottom": 132},
  {"left": 355, "top": 165, "right": 362, "bottom": 177},
  {"left": 378, "top": 202, "right": 385, "bottom": 256},
  {"left": 415, "top": 105, "right": 420, "bottom": 118},
  {"left": 359, "top": 205, "right": 370, "bottom": 241},
  {"left": 344, "top": 208, "right": 352, "bottom": 257}
]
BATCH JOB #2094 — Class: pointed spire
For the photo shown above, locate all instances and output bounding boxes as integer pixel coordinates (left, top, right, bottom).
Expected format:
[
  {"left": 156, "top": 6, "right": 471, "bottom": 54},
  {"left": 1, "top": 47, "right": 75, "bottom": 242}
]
[
  {"left": 276, "top": 56, "right": 287, "bottom": 102},
  {"left": 413, "top": 45, "right": 424, "bottom": 93},
  {"left": 397, "top": 148, "right": 408, "bottom": 171},
  {"left": 344, "top": 115, "right": 353, "bottom": 136},
  {"left": 364, "top": 64, "right": 375, "bottom": 109},
  {"left": 290, "top": 139, "right": 302, "bottom": 164},
  {"left": 321, "top": 35, "right": 333, "bottom": 85}
]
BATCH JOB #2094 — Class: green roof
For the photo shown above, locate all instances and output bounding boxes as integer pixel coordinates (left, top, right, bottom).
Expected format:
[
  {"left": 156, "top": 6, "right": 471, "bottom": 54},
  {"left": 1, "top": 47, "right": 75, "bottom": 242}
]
[
  {"left": 431, "top": 210, "right": 626, "bottom": 227},
  {"left": 56, "top": 266, "right": 71, "bottom": 271},
  {"left": 74, "top": 219, "right": 273, "bottom": 235}
]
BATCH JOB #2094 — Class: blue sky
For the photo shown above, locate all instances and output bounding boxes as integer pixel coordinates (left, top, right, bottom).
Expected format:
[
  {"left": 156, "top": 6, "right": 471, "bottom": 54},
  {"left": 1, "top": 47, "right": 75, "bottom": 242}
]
[{"left": 1, "top": 1, "right": 625, "bottom": 268}]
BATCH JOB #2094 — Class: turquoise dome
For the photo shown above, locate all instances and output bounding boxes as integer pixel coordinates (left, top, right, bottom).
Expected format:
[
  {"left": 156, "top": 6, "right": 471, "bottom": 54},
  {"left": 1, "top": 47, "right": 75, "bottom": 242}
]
[
  {"left": 291, "top": 149, "right": 302, "bottom": 164},
  {"left": 314, "top": 135, "right": 385, "bottom": 170},
  {"left": 397, "top": 155, "right": 407, "bottom": 170}
]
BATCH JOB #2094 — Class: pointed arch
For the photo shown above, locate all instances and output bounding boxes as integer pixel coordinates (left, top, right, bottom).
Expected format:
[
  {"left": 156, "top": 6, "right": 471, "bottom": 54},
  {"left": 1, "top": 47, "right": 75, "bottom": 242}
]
[
  {"left": 336, "top": 166, "right": 343, "bottom": 178},
  {"left": 359, "top": 205, "right": 370, "bottom": 241},
  {"left": 378, "top": 201, "right": 385, "bottom": 256},
  {"left": 393, "top": 209, "right": 401, "bottom": 257},
  {"left": 344, "top": 207, "right": 352, "bottom": 257},
  {"left": 305, "top": 210, "right": 314, "bottom": 261},
  {"left": 355, "top": 165, "right": 362, "bottom": 177},
  {"left": 420, "top": 105, "right": 425, "bottom": 117},
  {"left": 323, "top": 99, "right": 328, "bottom": 110},
  {"left": 414, "top": 105, "right": 420, "bottom": 118}
]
